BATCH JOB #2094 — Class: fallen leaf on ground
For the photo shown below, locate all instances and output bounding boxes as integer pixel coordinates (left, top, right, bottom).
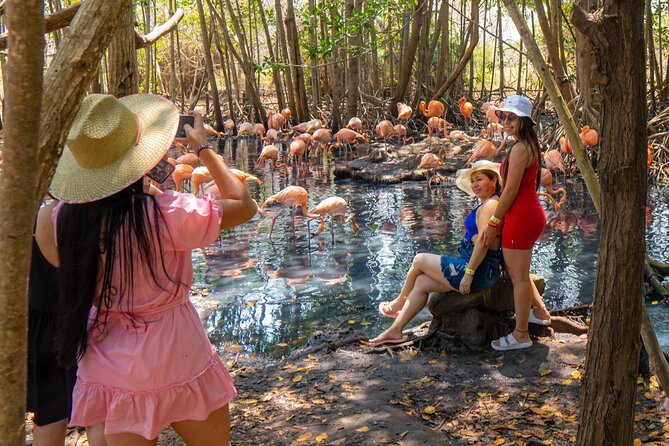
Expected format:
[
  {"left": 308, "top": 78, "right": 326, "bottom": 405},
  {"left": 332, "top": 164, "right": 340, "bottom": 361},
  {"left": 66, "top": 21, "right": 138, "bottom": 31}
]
[
  {"left": 297, "top": 432, "right": 313, "bottom": 441},
  {"left": 316, "top": 432, "right": 328, "bottom": 442},
  {"left": 355, "top": 426, "right": 369, "bottom": 433}
]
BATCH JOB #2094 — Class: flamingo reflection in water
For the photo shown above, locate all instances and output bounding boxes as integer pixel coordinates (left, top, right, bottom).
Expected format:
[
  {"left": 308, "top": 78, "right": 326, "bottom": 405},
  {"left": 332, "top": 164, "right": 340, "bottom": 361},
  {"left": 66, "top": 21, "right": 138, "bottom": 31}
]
[
  {"left": 308, "top": 196, "right": 360, "bottom": 244},
  {"left": 259, "top": 186, "right": 322, "bottom": 238}
]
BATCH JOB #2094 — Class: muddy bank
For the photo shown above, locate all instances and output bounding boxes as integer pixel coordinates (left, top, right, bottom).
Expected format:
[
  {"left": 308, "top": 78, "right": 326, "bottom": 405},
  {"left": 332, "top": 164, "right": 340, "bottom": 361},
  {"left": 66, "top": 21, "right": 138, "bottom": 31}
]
[
  {"left": 37, "top": 330, "right": 669, "bottom": 446},
  {"left": 333, "top": 136, "right": 478, "bottom": 184}
]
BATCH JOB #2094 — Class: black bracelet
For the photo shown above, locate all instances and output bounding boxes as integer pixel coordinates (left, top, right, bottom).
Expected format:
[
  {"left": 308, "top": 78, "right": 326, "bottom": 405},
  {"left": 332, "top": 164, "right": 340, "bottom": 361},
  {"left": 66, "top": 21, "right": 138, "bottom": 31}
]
[{"left": 195, "top": 143, "right": 214, "bottom": 157}]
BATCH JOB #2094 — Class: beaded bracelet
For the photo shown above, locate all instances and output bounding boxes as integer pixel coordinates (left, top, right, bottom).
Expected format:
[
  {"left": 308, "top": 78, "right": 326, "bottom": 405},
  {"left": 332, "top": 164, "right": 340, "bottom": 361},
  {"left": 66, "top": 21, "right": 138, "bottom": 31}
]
[
  {"left": 195, "top": 142, "right": 214, "bottom": 157},
  {"left": 464, "top": 267, "right": 475, "bottom": 276}
]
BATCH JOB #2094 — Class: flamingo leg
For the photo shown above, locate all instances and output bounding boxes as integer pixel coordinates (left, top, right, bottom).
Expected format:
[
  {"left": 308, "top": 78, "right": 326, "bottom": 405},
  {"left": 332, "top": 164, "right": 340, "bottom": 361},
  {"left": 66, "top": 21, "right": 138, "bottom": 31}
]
[{"left": 330, "top": 217, "right": 335, "bottom": 244}]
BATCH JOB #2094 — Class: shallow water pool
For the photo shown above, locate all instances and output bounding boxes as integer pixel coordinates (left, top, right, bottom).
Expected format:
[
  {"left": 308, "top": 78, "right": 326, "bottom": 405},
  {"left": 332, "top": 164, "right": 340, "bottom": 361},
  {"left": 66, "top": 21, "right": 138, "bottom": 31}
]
[{"left": 192, "top": 139, "right": 669, "bottom": 357}]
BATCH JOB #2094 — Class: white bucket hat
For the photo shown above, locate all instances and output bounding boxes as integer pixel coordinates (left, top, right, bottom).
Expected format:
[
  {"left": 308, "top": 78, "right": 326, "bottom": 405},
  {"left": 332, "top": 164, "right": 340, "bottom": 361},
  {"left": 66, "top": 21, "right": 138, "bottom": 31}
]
[
  {"left": 455, "top": 160, "right": 502, "bottom": 197},
  {"left": 494, "top": 95, "right": 535, "bottom": 124}
]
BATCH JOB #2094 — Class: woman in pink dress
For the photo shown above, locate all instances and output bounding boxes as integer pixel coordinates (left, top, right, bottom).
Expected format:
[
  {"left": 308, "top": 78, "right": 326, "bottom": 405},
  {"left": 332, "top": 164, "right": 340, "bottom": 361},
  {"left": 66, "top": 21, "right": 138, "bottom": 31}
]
[{"left": 37, "top": 94, "right": 257, "bottom": 445}]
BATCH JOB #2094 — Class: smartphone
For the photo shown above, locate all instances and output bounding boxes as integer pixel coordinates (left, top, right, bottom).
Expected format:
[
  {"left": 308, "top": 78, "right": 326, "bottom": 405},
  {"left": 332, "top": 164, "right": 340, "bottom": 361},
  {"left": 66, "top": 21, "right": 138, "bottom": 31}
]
[
  {"left": 146, "top": 159, "right": 176, "bottom": 184},
  {"left": 176, "top": 114, "right": 195, "bottom": 138}
]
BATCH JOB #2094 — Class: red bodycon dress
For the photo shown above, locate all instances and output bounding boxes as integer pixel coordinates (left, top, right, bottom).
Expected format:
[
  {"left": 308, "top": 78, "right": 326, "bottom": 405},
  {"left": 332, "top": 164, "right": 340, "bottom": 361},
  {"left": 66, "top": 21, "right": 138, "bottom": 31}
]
[{"left": 500, "top": 158, "right": 546, "bottom": 249}]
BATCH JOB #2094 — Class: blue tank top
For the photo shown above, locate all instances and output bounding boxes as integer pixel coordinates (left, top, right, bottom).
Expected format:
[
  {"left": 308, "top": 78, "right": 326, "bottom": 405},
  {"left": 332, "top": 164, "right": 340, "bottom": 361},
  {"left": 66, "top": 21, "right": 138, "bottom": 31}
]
[{"left": 463, "top": 195, "right": 498, "bottom": 242}]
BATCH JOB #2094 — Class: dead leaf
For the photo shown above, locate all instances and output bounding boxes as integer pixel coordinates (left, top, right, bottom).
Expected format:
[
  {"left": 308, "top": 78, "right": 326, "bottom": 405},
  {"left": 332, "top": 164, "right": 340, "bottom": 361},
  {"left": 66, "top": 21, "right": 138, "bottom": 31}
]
[
  {"left": 297, "top": 432, "right": 313, "bottom": 442},
  {"left": 539, "top": 369, "right": 552, "bottom": 377},
  {"left": 424, "top": 406, "right": 436, "bottom": 415},
  {"left": 355, "top": 426, "right": 369, "bottom": 433},
  {"left": 571, "top": 370, "right": 582, "bottom": 379},
  {"left": 316, "top": 432, "right": 328, "bottom": 443},
  {"left": 293, "top": 375, "right": 303, "bottom": 383}
]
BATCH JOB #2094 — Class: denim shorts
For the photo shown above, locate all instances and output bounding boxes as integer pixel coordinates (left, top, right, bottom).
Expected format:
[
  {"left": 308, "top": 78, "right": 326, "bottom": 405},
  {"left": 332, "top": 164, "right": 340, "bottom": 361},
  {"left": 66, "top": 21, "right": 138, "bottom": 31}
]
[{"left": 440, "top": 239, "right": 502, "bottom": 292}]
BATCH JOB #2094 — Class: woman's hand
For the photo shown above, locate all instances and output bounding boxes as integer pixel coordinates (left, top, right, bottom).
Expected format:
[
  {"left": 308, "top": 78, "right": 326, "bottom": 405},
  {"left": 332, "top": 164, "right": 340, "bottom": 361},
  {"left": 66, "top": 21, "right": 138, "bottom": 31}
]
[
  {"left": 459, "top": 273, "right": 474, "bottom": 295},
  {"left": 184, "top": 112, "right": 209, "bottom": 148},
  {"left": 481, "top": 224, "right": 498, "bottom": 247}
]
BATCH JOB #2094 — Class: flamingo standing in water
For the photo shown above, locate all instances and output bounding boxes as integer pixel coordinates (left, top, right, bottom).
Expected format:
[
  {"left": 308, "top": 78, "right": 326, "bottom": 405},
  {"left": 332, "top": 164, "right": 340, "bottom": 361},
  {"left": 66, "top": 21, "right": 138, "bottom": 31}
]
[
  {"left": 256, "top": 144, "right": 287, "bottom": 172},
  {"left": 457, "top": 97, "right": 473, "bottom": 130},
  {"left": 332, "top": 128, "right": 368, "bottom": 159},
  {"left": 375, "top": 120, "right": 395, "bottom": 146},
  {"left": 268, "top": 111, "right": 285, "bottom": 132},
  {"left": 281, "top": 108, "right": 292, "bottom": 129},
  {"left": 312, "top": 128, "right": 333, "bottom": 157},
  {"left": 419, "top": 100, "right": 445, "bottom": 119},
  {"left": 427, "top": 117, "right": 449, "bottom": 138},
  {"left": 538, "top": 168, "right": 567, "bottom": 211},
  {"left": 238, "top": 122, "right": 254, "bottom": 137},
  {"left": 259, "top": 186, "right": 322, "bottom": 238},
  {"left": 289, "top": 139, "right": 307, "bottom": 172},
  {"left": 308, "top": 196, "right": 360, "bottom": 244},
  {"left": 346, "top": 117, "right": 363, "bottom": 132},
  {"left": 393, "top": 124, "right": 413, "bottom": 146},
  {"left": 224, "top": 119, "right": 235, "bottom": 136},
  {"left": 466, "top": 135, "right": 508, "bottom": 165},
  {"left": 417, "top": 148, "right": 448, "bottom": 187},
  {"left": 172, "top": 164, "right": 194, "bottom": 192},
  {"left": 580, "top": 125, "right": 599, "bottom": 147}
]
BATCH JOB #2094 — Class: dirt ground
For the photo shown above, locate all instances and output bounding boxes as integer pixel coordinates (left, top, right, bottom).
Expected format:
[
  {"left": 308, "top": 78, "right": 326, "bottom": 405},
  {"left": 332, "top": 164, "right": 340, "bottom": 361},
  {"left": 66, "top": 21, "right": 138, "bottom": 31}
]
[{"left": 27, "top": 332, "right": 669, "bottom": 446}]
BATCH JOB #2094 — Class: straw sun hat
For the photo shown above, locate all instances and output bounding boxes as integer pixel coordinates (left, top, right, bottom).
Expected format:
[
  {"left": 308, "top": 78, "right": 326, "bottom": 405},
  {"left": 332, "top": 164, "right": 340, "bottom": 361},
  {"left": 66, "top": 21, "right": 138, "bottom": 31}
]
[
  {"left": 455, "top": 160, "right": 502, "bottom": 197},
  {"left": 50, "top": 94, "right": 179, "bottom": 203}
]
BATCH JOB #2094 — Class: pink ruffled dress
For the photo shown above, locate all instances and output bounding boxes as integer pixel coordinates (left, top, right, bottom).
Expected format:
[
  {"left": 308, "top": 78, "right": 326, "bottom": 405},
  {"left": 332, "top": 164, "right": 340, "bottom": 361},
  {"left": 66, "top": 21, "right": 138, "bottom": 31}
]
[{"left": 57, "top": 191, "right": 236, "bottom": 439}]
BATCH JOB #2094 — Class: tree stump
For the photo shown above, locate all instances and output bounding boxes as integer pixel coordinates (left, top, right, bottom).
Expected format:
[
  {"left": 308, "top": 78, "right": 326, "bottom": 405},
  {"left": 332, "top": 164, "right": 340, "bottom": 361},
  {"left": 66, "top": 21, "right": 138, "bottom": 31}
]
[{"left": 426, "top": 274, "right": 547, "bottom": 351}]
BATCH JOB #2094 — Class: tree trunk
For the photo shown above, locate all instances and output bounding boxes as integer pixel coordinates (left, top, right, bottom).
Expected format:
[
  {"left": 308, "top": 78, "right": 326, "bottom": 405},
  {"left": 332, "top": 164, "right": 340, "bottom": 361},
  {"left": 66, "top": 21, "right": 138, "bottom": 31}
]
[
  {"left": 274, "top": 0, "right": 297, "bottom": 118},
  {"left": 432, "top": 0, "right": 479, "bottom": 100},
  {"left": 196, "top": 0, "right": 223, "bottom": 129},
  {"left": 574, "top": 0, "right": 599, "bottom": 124},
  {"left": 389, "top": 0, "right": 425, "bottom": 114},
  {"left": 214, "top": 0, "right": 267, "bottom": 122},
  {"left": 36, "top": 0, "right": 132, "bottom": 202},
  {"left": 257, "top": 0, "right": 285, "bottom": 111},
  {"left": 284, "top": 0, "right": 309, "bottom": 121},
  {"left": 497, "top": 0, "right": 503, "bottom": 97},
  {"left": 308, "top": 0, "right": 321, "bottom": 107},
  {"left": 434, "top": 0, "right": 449, "bottom": 91},
  {"left": 107, "top": 3, "right": 138, "bottom": 97},
  {"left": 571, "top": 3, "right": 647, "bottom": 444},
  {"left": 345, "top": 0, "right": 361, "bottom": 118},
  {"left": 0, "top": 2, "right": 43, "bottom": 443},
  {"left": 645, "top": 0, "right": 657, "bottom": 115},
  {"left": 142, "top": 2, "right": 151, "bottom": 93},
  {"left": 533, "top": 0, "right": 574, "bottom": 111},
  {"left": 169, "top": 0, "right": 177, "bottom": 101}
]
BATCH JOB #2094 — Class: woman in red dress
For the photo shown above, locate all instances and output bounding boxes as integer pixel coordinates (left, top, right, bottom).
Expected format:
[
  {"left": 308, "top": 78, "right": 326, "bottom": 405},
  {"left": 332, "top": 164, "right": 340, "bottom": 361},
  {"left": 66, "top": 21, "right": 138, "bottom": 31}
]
[{"left": 482, "top": 95, "right": 551, "bottom": 351}]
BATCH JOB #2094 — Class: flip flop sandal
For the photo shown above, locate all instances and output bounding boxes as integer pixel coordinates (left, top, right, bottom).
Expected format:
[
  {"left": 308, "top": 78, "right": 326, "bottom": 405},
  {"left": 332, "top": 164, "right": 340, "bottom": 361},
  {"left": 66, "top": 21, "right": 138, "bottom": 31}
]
[
  {"left": 528, "top": 308, "right": 551, "bottom": 326},
  {"left": 378, "top": 301, "right": 399, "bottom": 319},
  {"left": 369, "top": 335, "right": 409, "bottom": 347},
  {"left": 490, "top": 333, "right": 533, "bottom": 351}
]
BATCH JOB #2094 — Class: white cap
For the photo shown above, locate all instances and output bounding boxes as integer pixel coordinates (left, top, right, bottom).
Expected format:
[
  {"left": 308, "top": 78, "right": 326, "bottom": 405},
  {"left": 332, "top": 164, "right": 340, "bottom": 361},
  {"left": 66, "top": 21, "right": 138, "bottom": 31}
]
[{"left": 495, "top": 95, "right": 535, "bottom": 124}]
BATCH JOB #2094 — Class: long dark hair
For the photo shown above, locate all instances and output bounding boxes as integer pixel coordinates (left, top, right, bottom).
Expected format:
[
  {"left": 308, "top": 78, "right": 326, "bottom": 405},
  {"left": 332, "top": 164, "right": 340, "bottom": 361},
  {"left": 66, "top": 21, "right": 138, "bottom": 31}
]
[
  {"left": 501, "top": 117, "right": 542, "bottom": 190},
  {"left": 55, "top": 179, "right": 176, "bottom": 367}
]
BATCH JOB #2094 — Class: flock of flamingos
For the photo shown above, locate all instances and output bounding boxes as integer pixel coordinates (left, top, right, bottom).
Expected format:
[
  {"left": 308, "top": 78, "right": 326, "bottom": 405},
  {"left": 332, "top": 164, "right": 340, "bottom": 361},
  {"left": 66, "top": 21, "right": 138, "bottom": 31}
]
[{"left": 161, "top": 97, "right": 607, "bottom": 241}]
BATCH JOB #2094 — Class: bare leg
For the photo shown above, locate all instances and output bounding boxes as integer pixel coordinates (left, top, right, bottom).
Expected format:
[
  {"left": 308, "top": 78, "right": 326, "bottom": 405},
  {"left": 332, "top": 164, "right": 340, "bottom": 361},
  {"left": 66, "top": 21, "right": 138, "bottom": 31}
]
[
  {"left": 32, "top": 419, "right": 67, "bottom": 446},
  {"left": 371, "top": 273, "right": 455, "bottom": 343},
  {"left": 86, "top": 424, "right": 108, "bottom": 446},
  {"left": 171, "top": 405, "right": 231, "bottom": 446},
  {"left": 383, "top": 253, "right": 444, "bottom": 315},
  {"left": 105, "top": 432, "right": 157, "bottom": 446},
  {"left": 493, "top": 248, "right": 534, "bottom": 345},
  {"left": 531, "top": 280, "right": 550, "bottom": 320}
]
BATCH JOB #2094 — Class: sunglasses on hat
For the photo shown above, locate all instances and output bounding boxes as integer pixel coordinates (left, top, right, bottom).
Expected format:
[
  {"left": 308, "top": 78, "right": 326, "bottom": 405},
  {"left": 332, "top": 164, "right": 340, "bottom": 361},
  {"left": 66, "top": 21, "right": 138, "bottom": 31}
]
[{"left": 498, "top": 112, "right": 518, "bottom": 122}]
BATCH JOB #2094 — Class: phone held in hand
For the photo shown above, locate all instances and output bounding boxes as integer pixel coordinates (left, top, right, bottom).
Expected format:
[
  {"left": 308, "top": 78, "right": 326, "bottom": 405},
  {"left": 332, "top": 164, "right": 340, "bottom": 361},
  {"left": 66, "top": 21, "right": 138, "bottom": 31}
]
[
  {"left": 146, "top": 159, "right": 176, "bottom": 184},
  {"left": 176, "top": 114, "right": 195, "bottom": 138}
]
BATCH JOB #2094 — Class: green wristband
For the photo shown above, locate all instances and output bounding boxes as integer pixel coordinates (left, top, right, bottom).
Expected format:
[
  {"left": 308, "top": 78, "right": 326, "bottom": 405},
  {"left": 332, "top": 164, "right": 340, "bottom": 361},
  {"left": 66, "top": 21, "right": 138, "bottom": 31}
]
[{"left": 464, "top": 267, "right": 475, "bottom": 276}]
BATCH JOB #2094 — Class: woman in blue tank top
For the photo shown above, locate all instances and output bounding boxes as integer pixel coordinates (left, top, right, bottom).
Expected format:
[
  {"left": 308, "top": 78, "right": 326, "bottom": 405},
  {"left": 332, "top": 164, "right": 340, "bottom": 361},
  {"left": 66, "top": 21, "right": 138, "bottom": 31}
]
[{"left": 370, "top": 161, "right": 503, "bottom": 346}]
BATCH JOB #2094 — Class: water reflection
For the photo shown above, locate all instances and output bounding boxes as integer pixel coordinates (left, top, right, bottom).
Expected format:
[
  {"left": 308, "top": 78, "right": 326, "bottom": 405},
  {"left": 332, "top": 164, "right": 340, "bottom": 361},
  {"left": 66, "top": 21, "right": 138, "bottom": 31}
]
[{"left": 195, "top": 139, "right": 669, "bottom": 355}]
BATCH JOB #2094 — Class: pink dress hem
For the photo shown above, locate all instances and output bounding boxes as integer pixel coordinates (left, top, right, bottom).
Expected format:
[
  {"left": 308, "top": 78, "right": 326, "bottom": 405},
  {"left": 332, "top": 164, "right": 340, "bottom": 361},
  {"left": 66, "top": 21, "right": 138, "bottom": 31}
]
[{"left": 70, "top": 348, "right": 237, "bottom": 439}]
